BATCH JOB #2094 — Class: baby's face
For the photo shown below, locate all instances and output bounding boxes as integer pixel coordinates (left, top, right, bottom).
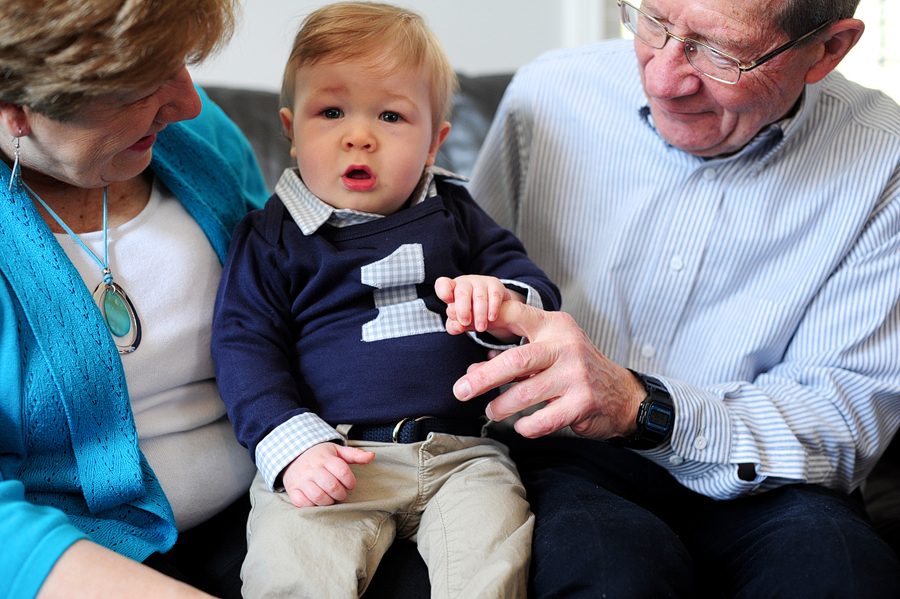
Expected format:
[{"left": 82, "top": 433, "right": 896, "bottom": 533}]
[{"left": 281, "top": 57, "right": 449, "bottom": 216}]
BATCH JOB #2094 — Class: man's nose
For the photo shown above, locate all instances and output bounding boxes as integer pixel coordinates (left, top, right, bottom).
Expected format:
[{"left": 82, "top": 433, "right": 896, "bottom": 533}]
[{"left": 641, "top": 37, "right": 703, "bottom": 98}]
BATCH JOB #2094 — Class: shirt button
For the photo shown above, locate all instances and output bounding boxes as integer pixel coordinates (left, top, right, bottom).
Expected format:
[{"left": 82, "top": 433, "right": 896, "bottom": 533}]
[
  {"left": 702, "top": 168, "right": 717, "bottom": 181},
  {"left": 693, "top": 436, "right": 708, "bottom": 450},
  {"left": 669, "top": 255, "right": 685, "bottom": 271},
  {"left": 640, "top": 344, "right": 656, "bottom": 359},
  {"left": 669, "top": 454, "right": 684, "bottom": 465}
]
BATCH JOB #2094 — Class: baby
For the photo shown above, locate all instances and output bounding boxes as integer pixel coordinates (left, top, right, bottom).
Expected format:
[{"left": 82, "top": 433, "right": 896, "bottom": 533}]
[{"left": 212, "top": 3, "right": 560, "bottom": 597}]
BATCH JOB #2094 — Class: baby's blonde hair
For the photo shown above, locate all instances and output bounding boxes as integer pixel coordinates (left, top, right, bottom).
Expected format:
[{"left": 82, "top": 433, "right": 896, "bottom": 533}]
[{"left": 281, "top": 2, "right": 458, "bottom": 134}]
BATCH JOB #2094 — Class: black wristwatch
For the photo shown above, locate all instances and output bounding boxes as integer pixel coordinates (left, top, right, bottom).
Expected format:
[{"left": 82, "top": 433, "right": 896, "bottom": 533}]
[{"left": 609, "top": 369, "right": 675, "bottom": 450}]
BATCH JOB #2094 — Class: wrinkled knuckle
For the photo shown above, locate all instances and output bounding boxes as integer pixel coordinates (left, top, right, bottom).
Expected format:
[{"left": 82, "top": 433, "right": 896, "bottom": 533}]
[
  {"left": 505, "top": 345, "right": 535, "bottom": 370},
  {"left": 528, "top": 409, "right": 555, "bottom": 432},
  {"left": 527, "top": 376, "right": 554, "bottom": 401},
  {"left": 555, "top": 311, "right": 579, "bottom": 328},
  {"left": 467, "top": 365, "right": 494, "bottom": 389},
  {"left": 506, "top": 379, "right": 532, "bottom": 405}
]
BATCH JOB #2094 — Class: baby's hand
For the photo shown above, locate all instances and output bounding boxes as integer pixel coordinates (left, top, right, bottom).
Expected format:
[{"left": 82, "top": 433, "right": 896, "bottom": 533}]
[
  {"left": 435, "top": 275, "right": 523, "bottom": 339},
  {"left": 281, "top": 442, "right": 375, "bottom": 508}
]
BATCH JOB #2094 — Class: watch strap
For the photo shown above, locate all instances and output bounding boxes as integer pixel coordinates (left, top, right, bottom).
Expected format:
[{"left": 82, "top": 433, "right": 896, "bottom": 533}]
[{"left": 608, "top": 369, "right": 674, "bottom": 449}]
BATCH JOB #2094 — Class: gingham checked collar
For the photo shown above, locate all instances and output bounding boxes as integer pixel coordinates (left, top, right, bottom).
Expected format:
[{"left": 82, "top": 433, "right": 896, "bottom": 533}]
[{"left": 275, "top": 166, "right": 467, "bottom": 236}]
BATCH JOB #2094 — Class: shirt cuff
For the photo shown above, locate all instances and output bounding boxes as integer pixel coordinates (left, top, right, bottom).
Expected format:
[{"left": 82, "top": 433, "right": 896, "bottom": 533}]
[
  {"left": 254, "top": 413, "right": 344, "bottom": 490},
  {"left": 632, "top": 376, "right": 760, "bottom": 499}
]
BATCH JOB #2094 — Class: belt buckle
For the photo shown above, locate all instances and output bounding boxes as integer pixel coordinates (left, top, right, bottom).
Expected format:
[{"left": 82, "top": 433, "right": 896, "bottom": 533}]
[{"left": 391, "top": 415, "right": 435, "bottom": 443}]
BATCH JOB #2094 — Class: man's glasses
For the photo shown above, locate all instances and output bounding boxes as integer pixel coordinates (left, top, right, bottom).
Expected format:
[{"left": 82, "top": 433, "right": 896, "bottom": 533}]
[{"left": 617, "top": 0, "right": 833, "bottom": 84}]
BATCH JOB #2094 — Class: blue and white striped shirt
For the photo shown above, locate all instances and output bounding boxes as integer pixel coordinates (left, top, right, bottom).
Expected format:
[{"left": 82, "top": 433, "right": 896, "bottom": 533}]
[{"left": 470, "top": 39, "right": 900, "bottom": 500}]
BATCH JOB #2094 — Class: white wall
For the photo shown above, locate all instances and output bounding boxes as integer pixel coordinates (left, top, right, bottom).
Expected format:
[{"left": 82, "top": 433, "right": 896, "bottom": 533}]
[{"left": 190, "top": 0, "right": 620, "bottom": 92}]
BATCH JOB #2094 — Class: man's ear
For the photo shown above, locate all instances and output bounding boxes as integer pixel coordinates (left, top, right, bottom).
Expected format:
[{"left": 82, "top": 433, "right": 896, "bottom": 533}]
[
  {"left": 804, "top": 18, "right": 865, "bottom": 85},
  {"left": 279, "top": 107, "right": 298, "bottom": 160},
  {"left": 425, "top": 121, "right": 452, "bottom": 168}
]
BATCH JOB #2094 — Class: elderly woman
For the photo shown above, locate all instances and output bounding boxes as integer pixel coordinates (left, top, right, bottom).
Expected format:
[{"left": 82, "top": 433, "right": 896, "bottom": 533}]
[{"left": 0, "top": 1, "right": 268, "bottom": 598}]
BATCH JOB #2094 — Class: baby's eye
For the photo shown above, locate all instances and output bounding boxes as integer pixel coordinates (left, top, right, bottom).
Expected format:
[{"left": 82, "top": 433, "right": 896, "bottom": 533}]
[
  {"left": 380, "top": 111, "right": 402, "bottom": 123},
  {"left": 322, "top": 108, "right": 343, "bottom": 119}
]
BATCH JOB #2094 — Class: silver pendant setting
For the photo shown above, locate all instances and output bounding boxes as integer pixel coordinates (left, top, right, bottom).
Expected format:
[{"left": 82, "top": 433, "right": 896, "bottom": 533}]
[{"left": 92, "top": 277, "right": 142, "bottom": 354}]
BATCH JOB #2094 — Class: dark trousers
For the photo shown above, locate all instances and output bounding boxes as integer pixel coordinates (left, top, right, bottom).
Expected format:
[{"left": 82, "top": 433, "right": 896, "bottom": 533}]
[
  {"left": 368, "top": 432, "right": 900, "bottom": 599},
  {"left": 144, "top": 493, "right": 250, "bottom": 599}
]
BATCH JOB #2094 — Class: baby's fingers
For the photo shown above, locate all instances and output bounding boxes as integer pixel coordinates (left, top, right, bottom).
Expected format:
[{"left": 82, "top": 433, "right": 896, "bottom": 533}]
[
  {"left": 453, "top": 280, "right": 475, "bottom": 326},
  {"left": 473, "top": 281, "right": 509, "bottom": 332},
  {"left": 435, "top": 277, "right": 455, "bottom": 304},
  {"left": 286, "top": 487, "right": 316, "bottom": 508}
]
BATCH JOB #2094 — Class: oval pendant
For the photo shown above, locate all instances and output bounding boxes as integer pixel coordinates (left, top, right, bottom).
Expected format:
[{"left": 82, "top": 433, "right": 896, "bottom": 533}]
[
  {"left": 104, "top": 290, "right": 131, "bottom": 337},
  {"left": 92, "top": 281, "right": 142, "bottom": 354}
]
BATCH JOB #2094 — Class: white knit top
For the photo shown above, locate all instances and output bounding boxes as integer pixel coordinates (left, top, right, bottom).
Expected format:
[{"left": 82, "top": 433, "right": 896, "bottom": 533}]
[{"left": 54, "top": 177, "right": 256, "bottom": 530}]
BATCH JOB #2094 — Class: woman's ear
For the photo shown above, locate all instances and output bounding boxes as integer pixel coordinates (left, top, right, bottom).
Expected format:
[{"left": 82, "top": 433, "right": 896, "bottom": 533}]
[
  {"left": 0, "top": 103, "right": 30, "bottom": 138},
  {"left": 804, "top": 18, "right": 865, "bottom": 85}
]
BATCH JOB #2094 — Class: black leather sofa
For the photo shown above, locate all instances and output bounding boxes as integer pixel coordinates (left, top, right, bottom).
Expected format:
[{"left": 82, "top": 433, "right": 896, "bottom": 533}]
[{"left": 203, "top": 72, "right": 900, "bottom": 583}]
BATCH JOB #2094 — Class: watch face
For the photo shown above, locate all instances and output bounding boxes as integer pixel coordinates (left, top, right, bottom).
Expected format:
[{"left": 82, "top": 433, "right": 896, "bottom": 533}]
[{"left": 646, "top": 403, "right": 673, "bottom": 433}]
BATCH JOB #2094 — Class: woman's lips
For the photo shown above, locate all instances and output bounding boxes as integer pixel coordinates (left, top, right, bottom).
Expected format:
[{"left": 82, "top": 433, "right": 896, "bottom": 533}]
[
  {"left": 342, "top": 165, "right": 376, "bottom": 191},
  {"left": 128, "top": 133, "right": 157, "bottom": 152}
]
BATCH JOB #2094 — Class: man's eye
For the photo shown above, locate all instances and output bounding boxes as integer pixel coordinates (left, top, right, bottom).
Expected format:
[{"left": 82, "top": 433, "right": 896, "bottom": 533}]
[
  {"left": 380, "top": 111, "right": 401, "bottom": 123},
  {"left": 322, "top": 108, "right": 343, "bottom": 119}
]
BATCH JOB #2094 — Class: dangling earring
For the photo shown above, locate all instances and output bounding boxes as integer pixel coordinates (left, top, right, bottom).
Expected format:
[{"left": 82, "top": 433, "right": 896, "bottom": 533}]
[{"left": 8, "top": 130, "right": 23, "bottom": 193}]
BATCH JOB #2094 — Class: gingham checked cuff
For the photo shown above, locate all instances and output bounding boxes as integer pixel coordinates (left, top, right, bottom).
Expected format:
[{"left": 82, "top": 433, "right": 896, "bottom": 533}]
[
  {"left": 470, "top": 279, "right": 544, "bottom": 351},
  {"left": 255, "top": 412, "right": 344, "bottom": 490}
]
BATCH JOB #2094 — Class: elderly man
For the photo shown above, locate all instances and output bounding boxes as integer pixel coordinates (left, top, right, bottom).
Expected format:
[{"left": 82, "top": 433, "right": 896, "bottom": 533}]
[{"left": 450, "top": 0, "right": 900, "bottom": 596}]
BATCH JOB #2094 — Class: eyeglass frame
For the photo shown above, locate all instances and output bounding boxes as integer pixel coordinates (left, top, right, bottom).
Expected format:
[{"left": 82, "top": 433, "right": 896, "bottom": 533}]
[{"left": 617, "top": 0, "right": 834, "bottom": 84}]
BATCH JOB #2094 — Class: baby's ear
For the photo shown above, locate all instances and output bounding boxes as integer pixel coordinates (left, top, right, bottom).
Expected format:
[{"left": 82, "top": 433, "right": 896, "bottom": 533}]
[
  {"left": 425, "top": 121, "right": 452, "bottom": 167},
  {"left": 279, "top": 107, "right": 298, "bottom": 159}
]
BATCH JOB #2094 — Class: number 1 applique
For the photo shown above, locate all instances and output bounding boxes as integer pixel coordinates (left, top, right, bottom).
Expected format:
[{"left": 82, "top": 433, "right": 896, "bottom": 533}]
[{"left": 360, "top": 243, "right": 445, "bottom": 342}]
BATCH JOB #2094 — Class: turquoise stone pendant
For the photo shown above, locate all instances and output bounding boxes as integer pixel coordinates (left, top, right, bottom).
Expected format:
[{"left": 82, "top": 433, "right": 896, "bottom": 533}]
[
  {"left": 92, "top": 280, "right": 142, "bottom": 354},
  {"left": 104, "top": 290, "right": 131, "bottom": 336}
]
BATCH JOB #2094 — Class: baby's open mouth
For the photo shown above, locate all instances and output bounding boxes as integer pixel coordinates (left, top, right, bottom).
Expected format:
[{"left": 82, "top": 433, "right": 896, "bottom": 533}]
[{"left": 342, "top": 165, "right": 376, "bottom": 191}]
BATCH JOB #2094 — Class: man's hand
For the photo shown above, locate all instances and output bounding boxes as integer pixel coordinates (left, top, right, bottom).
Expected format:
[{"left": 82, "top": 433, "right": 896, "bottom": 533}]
[
  {"left": 435, "top": 275, "right": 524, "bottom": 342},
  {"left": 281, "top": 442, "right": 375, "bottom": 508},
  {"left": 452, "top": 301, "right": 646, "bottom": 440}
]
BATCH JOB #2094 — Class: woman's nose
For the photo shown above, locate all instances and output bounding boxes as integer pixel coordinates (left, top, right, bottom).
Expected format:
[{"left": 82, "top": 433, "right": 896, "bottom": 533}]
[{"left": 155, "top": 67, "right": 202, "bottom": 125}]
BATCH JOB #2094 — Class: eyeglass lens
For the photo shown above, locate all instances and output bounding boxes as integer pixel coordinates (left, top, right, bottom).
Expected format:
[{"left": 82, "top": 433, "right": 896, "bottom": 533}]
[{"left": 620, "top": 1, "right": 741, "bottom": 83}]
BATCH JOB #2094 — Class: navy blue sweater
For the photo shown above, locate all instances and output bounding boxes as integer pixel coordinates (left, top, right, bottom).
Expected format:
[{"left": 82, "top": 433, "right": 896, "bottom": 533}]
[{"left": 213, "top": 176, "right": 560, "bottom": 460}]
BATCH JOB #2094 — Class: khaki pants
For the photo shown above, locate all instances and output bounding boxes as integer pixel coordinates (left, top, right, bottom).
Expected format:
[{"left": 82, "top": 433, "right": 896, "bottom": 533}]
[{"left": 241, "top": 432, "right": 533, "bottom": 599}]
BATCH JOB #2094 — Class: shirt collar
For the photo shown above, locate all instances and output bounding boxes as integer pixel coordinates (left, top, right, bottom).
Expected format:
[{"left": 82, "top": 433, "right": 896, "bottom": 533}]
[{"left": 274, "top": 165, "right": 467, "bottom": 235}]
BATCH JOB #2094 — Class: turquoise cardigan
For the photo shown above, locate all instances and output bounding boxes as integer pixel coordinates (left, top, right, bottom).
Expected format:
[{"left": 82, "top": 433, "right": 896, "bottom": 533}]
[{"left": 0, "top": 88, "right": 269, "bottom": 599}]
